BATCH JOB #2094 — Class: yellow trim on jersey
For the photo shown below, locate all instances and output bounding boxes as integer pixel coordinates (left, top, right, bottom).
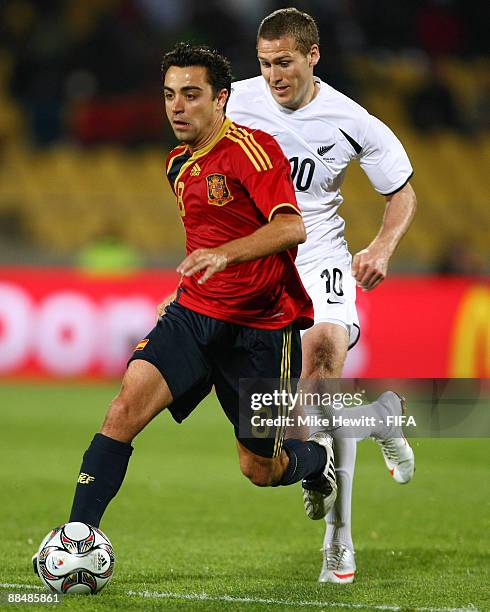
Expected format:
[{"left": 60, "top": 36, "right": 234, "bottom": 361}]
[
  {"left": 230, "top": 126, "right": 273, "bottom": 171},
  {"left": 192, "top": 117, "right": 233, "bottom": 159},
  {"left": 172, "top": 118, "right": 234, "bottom": 186},
  {"left": 226, "top": 132, "right": 262, "bottom": 171},
  {"left": 228, "top": 125, "right": 271, "bottom": 171},
  {"left": 248, "top": 132, "right": 273, "bottom": 170},
  {"left": 268, "top": 203, "right": 301, "bottom": 222},
  {"left": 226, "top": 124, "right": 273, "bottom": 173}
]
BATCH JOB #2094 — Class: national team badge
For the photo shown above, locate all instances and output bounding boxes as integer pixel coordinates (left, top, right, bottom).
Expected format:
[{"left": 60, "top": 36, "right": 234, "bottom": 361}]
[{"left": 206, "top": 173, "right": 233, "bottom": 206}]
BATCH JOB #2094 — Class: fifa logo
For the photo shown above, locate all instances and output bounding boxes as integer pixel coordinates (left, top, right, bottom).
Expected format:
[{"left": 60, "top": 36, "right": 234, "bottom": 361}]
[{"left": 78, "top": 473, "right": 95, "bottom": 485}]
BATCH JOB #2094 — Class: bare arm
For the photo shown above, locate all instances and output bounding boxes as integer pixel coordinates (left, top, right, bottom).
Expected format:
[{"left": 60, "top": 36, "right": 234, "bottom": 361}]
[
  {"left": 352, "top": 181, "right": 417, "bottom": 291},
  {"left": 177, "top": 212, "right": 306, "bottom": 284}
]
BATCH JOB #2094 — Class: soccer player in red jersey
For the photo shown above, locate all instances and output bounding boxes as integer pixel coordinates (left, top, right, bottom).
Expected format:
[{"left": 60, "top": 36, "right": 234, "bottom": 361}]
[{"left": 45, "top": 44, "right": 338, "bottom": 542}]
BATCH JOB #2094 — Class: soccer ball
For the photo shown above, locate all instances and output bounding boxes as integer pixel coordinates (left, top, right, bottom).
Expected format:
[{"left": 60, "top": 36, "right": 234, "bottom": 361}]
[{"left": 35, "top": 522, "right": 115, "bottom": 594}]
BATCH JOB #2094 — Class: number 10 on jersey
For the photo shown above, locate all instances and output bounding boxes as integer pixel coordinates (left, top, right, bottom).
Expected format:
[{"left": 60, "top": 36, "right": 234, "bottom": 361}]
[
  {"left": 321, "top": 268, "right": 344, "bottom": 297},
  {"left": 289, "top": 157, "right": 315, "bottom": 191}
]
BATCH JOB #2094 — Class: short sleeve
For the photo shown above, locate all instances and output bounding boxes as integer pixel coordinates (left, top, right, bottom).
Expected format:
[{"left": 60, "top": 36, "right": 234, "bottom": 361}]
[
  {"left": 236, "top": 131, "right": 300, "bottom": 221},
  {"left": 359, "top": 115, "right": 413, "bottom": 195}
]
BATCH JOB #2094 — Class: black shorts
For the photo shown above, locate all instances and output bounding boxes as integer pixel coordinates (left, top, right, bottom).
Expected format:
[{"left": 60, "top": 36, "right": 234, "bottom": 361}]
[{"left": 128, "top": 302, "right": 301, "bottom": 458}]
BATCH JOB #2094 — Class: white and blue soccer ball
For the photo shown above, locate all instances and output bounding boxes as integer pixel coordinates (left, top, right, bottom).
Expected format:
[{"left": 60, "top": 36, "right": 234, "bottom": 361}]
[{"left": 35, "top": 522, "right": 115, "bottom": 594}]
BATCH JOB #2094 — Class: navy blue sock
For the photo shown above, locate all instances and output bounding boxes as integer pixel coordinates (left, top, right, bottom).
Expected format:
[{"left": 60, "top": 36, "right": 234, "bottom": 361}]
[
  {"left": 274, "top": 439, "right": 327, "bottom": 486},
  {"left": 69, "top": 433, "right": 133, "bottom": 527}
]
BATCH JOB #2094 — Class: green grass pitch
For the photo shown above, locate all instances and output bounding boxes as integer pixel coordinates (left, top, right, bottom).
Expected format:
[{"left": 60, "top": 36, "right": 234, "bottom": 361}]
[{"left": 0, "top": 383, "right": 488, "bottom": 611}]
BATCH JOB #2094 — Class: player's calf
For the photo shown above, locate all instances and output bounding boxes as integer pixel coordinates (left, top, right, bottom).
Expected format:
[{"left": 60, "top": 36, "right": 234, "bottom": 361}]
[
  {"left": 69, "top": 360, "right": 173, "bottom": 527},
  {"left": 237, "top": 438, "right": 330, "bottom": 490},
  {"left": 102, "top": 360, "right": 174, "bottom": 443},
  {"left": 101, "top": 394, "right": 155, "bottom": 444},
  {"left": 239, "top": 453, "right": 287, "bottom": 487}
]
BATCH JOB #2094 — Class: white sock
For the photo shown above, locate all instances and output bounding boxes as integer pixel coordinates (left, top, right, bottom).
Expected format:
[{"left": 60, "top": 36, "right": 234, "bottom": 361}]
[
  {"left": 303, "top": 394, "right": 396, "bottom": 555},
  {"left": 302, "top": 404, "right": 356, "bottom": 553},
  {"left": 323, "top": 437, "right": 356, "bottom": 552}
]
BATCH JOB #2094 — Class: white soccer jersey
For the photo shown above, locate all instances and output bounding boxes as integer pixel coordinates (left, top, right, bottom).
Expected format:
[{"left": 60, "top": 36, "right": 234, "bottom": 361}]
[{"left": 227, "top": 76, "right": 413, "bottom": 267}]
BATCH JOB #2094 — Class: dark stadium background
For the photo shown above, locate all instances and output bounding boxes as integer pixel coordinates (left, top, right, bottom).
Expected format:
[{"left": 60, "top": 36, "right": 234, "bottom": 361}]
[{"left": 0, "top": 0, "right": 488, "bottom": 380}]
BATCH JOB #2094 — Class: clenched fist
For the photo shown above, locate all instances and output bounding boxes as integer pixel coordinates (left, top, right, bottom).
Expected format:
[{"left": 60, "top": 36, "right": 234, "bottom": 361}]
[{"left": 352, "top": 246, "right": 389, "bottom": 291}]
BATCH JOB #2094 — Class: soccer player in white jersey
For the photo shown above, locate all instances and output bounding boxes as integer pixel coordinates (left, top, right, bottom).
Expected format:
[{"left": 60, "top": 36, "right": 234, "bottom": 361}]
[{"left": 227, "top": 8, "right": 417, "bottom": 584}]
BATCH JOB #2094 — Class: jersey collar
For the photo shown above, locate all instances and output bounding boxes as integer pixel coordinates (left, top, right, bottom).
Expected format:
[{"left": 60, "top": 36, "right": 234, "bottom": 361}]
[
  {"left": 186, "top": 117, "right": 233, "bottom": 159},
  {"left": 173, "top": 117, "right": 233, "bottom": 185}
]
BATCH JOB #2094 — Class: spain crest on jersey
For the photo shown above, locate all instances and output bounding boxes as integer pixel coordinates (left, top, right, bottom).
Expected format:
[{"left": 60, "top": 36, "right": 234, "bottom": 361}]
[{"left": 206, "top": 173, "right": 233, "bottom": 206}]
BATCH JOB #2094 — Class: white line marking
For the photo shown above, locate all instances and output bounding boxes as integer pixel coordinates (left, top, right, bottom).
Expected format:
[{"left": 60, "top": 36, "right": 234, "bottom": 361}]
[
  {"left": 128, "top": 589, "right": 478, "bottom": 612},
  {"left": 0, "top": 583, "right": 477, "bottom": 611}
]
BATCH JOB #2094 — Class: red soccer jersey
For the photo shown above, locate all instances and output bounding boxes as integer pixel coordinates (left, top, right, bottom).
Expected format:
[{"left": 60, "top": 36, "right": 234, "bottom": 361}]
[{"left": 165, "top": 118, "right": 313, "bottom": 329}]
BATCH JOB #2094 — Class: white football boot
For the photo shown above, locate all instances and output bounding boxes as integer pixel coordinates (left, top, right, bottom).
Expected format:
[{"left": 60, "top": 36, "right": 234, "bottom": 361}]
[
  {"left": 373, "top": 391, "right": 415, "bottom": 484},
  {"left": 302, "top": 432, "right": 337, "bottom": 520},
  {"left": 319, "top": 544, "right": 356, "bottom": 584}
]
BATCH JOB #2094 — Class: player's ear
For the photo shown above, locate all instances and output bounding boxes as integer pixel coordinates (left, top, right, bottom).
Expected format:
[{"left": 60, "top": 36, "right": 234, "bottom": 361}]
[
  {"left": 216, "top": 88, "right": 229, "bottom": 112},
  {"left": 308, "top": 44, "right": 320, "bottom": 67}
]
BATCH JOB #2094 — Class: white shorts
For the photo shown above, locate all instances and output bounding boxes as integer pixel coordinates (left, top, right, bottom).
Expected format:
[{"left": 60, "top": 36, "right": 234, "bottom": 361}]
[{"left": 298, "top": 254, "right": 360, "bottom": 349}]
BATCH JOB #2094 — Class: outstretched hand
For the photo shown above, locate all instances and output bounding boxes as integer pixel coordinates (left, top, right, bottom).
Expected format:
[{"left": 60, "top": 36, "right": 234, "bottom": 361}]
[{"left": 177, "top": 248, "right": 228, "bottom": 285}]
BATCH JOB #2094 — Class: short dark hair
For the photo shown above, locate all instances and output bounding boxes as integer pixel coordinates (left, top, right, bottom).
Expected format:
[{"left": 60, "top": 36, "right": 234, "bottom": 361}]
[
  {"left": 257, "top": 8, "right": 320, "bottom": 56},
  {"left": 161, "top": 42, "right": 232, "bottom": 100}
]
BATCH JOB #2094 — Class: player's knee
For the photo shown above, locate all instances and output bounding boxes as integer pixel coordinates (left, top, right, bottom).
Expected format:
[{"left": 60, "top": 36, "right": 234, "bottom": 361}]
[
  {"left": 240, "top": 457, "right": 274, "bottom": 487},
  {"left": 101, "top": 396, "right": 137, "bottom": 440},
  {"left": 107, "top": 396, "right": 131, "bottom": 422},
  {"left": 309, "top": 360, "right": 336, "bottom": 378},
  {"left": 307, "top": 341, "right": 345, "bottom": 378},
  {"left": 302, "top": 325, "right": 348, "bottom": 378}
]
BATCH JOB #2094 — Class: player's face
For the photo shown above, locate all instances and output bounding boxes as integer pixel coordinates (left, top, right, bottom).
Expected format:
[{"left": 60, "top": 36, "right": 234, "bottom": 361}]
[
  {"left": 257, "top": 36, "right": 319, "bottom": 110},
  {"left": 164, "top": 66, "right": 227, "bottom": 147}
]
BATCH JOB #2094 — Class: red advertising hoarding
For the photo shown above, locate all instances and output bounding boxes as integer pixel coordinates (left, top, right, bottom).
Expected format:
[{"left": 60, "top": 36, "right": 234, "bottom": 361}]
[{"left": 0, "top": 268, "right": 488, "bottom": 379}]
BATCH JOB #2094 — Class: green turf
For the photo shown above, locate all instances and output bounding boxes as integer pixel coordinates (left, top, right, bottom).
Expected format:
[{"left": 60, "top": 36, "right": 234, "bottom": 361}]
[{"left": 0, "top": 383, "right": 488, "bottom": 611}]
